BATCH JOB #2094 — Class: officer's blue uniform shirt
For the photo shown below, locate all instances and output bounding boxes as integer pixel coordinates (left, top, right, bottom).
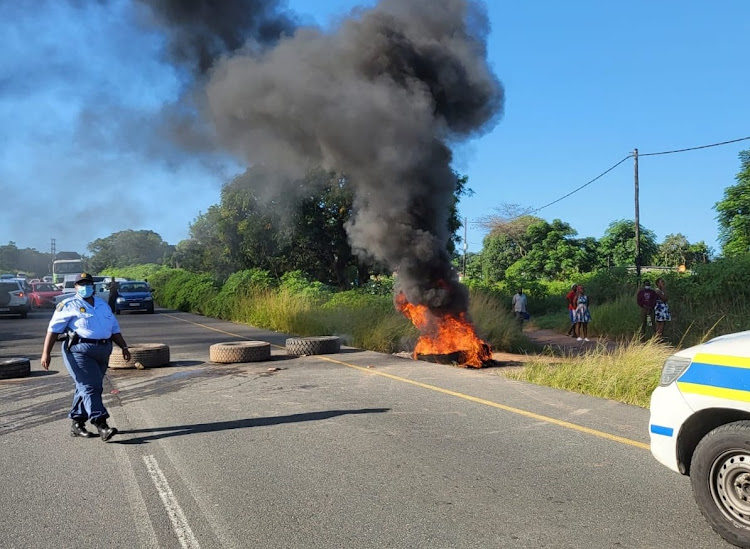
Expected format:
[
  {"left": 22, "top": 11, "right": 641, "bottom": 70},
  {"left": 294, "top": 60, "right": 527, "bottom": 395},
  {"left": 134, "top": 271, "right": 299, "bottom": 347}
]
[{"left": 48, "top": 295, "right": 121, "bottom": 339}]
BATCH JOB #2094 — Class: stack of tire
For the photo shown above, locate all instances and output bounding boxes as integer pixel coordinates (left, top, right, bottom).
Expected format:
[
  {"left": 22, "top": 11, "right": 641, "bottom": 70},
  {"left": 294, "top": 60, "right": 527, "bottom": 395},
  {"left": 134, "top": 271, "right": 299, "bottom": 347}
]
[
  {"left": 0, "top": 358, "right": 31, "bottom": 379},
  {"left": 109, "top": 343, "right": 170, "bottom": 369},
  {"left": 209, "top": 341, "right": 271, "bottom": 363}
]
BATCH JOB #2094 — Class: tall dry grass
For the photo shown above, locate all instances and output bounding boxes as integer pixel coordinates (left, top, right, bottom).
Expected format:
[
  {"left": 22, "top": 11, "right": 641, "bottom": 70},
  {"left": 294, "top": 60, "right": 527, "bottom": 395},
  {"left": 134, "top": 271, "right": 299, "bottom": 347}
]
[{"left": 504, "top": 336, "right": 673, "bottom": 407}]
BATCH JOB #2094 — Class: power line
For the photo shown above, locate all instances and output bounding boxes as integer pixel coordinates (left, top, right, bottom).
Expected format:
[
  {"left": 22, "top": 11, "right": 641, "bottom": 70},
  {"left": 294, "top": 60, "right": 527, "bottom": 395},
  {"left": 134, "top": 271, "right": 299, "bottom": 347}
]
[
  {"left": 496, "top": 135, "right": 750, "bottom": 220},
  {"left": 524, "top": 155, "right": 633, "bottom": 216},
  {"left": 639, "top": 136, "right": 750, "bottom": 157}
]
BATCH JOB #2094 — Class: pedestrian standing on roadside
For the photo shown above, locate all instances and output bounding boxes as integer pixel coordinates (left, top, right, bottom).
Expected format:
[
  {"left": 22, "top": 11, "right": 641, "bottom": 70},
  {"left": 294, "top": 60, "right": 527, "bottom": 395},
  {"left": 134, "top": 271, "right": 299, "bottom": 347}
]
[
  {"left": 40, "top": 272, "right": 130, "bottom": 441},
  {"left": 637, "top": 280, "right": 658, "bottom": 337},
  {"left": 574, "top": 285, "right": 592, "bottom": 342},
  {"left": 511, "top": 288, "right": 528, "bottom": 329},
  {"left": 107, "top": 276, "right": 119, "bottom": 314},
  {"left": 654, "top": 277, "right": 672, "bottom": 338},
  {"left": 566, "top": 284, "right": 579, "bottom": 337}
]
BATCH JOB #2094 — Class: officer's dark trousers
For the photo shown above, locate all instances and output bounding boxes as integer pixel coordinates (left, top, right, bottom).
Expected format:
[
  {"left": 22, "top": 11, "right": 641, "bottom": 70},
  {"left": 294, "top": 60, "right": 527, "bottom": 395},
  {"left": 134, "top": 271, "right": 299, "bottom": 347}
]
[{"left": 62, "top": 341, "right": 113, "bottom": 423}]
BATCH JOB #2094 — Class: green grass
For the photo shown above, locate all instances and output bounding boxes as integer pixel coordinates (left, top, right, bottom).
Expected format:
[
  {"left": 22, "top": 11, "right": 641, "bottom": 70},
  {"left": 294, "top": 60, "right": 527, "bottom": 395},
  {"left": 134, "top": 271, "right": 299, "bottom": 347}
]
[{"left": 504, "top": 336, "right": 673, "bottom": 407}]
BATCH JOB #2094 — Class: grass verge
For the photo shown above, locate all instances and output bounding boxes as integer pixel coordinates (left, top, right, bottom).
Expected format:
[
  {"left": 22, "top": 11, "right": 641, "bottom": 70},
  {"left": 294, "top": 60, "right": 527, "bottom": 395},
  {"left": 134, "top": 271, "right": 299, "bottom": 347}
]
[{"left": 503, "top": 337, "right": 673, "bottom": 408}]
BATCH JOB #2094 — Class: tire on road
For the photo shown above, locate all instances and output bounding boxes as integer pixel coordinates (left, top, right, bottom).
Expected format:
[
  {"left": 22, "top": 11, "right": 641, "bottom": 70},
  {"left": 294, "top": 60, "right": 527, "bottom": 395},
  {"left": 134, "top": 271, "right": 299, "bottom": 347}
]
[
  {"left": 690, "top": 420, "right": 750, "bottom": 549},
  {"left": 286, "top": 336, "right": 341, "bottom": 356},
  {"left": 109, "top": 343, "right": 170, "bottom": 369},
  {"left": 0, "top": 358, "right": 31, "bottom": 379},
  {"left": 209, "top": 341, "right": 271, "bottom": 364}
]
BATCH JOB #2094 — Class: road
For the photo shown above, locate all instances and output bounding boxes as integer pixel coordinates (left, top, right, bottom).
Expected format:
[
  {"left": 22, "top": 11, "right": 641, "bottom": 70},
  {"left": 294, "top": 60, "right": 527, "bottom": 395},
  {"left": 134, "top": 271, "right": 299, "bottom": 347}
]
[{"left": 0, "top": 307, "right": 732, "bottom": 548}]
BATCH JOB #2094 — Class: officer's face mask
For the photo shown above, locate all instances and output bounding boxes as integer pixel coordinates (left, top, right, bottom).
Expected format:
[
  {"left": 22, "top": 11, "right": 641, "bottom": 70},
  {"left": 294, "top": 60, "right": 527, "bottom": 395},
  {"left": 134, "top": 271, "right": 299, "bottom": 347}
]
[{"left": 76, "top": 284, "right": 94, "bottom": 298}]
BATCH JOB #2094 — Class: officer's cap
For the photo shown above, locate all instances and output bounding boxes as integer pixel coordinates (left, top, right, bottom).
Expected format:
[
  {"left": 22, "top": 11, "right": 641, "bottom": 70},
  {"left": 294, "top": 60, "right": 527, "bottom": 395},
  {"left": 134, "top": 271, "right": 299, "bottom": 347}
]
[{"left": 75, "top": 272, "right": 94, "bottom": 284}]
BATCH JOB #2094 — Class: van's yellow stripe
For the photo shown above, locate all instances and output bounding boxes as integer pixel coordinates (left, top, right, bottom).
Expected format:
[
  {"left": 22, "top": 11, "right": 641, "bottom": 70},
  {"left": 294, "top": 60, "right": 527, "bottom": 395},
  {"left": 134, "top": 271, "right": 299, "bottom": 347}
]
[
  {"left": 693, "top": 353, "right": 750, "bottom": 369},
  {"left": 677, "top": 381, "right": 750, "bottom": 403}
]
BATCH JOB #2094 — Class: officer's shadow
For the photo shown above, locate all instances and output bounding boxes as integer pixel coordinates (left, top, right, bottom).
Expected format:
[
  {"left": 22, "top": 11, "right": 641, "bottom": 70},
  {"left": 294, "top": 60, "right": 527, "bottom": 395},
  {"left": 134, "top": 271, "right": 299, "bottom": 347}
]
[{"left": 115, "top": 408, "right": 390, "bottom": 445}]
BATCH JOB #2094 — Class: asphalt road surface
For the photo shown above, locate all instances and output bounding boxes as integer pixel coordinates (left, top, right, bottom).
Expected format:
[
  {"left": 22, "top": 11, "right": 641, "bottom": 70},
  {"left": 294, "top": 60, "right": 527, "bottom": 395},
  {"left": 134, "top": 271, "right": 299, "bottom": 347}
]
[{"left": 0, "top": 307, "right": 733, "bottom": 549}]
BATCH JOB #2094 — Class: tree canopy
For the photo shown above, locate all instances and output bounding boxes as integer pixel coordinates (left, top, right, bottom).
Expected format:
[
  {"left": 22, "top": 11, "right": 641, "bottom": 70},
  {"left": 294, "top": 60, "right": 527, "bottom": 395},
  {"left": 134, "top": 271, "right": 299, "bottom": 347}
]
[
  {"left": 598, "top": 219, "right": 658, "bottom": 268},
  {"left": 87, "top": 230, "right": 173, "bottom": 272},
  {"left": 715, "top": 150, "right": 750, "bottom": 257}
]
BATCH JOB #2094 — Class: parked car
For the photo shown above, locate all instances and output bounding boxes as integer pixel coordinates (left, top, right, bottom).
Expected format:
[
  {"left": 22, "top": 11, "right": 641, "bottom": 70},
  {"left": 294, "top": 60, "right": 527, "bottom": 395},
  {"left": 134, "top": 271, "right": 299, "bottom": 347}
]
[
  {"left": 114, "top": 281, "right": 154, "bottom": 314},
  {"left": 650, "top": 330, "right": 750, "bottom": 549},
  {"left": 29, "top": 282, "right": 63, "bottom": 309},
  {"left": 0, "top": 279, "right": 31, "bottom": 318},
  {"left": 52, "top": 282, "right": 110, "bottom": 307}
]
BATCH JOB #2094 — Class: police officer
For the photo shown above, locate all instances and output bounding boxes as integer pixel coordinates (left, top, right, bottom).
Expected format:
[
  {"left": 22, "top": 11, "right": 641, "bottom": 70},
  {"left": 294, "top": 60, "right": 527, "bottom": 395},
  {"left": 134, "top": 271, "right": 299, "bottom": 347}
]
[{"left": 40, "top": 272, "right": 131, "bottom": 441}]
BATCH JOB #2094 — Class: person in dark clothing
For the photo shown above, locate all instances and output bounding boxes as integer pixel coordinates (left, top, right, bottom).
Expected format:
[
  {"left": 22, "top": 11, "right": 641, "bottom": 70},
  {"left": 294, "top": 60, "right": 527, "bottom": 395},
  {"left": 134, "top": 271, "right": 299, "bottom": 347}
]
[
  {"left": 637, "top": 280, "right": 658, "bottom": 337},
  {"left": 566, "top": 284, "right": 578, "bottom": 337},
  {"left": 108, "top": 277, "right": 119, "bottom": 314}
]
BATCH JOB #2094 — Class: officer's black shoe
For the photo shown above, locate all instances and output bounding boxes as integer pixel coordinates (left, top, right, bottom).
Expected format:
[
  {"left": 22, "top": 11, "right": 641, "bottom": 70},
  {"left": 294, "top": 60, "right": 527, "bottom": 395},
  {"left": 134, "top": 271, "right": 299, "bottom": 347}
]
[
  {"left": 93, "top": 420, "right": 118, "bottom": 442},
  {"left": 70, "top": 421, "right": 95, "bottom": 438}
]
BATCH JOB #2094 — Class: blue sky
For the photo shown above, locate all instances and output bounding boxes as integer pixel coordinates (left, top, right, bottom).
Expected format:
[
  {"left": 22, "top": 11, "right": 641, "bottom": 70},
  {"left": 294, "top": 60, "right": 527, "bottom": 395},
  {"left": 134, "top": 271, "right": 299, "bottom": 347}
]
[{"left": 2, "top": 0, "right": 748, "bottom": 257}]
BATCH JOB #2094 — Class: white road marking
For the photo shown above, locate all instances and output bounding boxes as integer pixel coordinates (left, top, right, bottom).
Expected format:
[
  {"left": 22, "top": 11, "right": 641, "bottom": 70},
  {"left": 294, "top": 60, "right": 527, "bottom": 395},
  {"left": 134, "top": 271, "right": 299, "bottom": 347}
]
[
  {"left": 143, "top": 454, "right": 201, "bottom": 549},
  {"left": 113, "top": 446, "right": 159, "bottom": 549}
]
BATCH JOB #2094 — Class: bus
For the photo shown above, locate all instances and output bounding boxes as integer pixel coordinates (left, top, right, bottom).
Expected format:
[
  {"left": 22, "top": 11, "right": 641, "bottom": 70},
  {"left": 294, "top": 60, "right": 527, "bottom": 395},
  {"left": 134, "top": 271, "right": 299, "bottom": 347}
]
[{"left": 52, "top": 258, "right": 84, "bottom": 284}]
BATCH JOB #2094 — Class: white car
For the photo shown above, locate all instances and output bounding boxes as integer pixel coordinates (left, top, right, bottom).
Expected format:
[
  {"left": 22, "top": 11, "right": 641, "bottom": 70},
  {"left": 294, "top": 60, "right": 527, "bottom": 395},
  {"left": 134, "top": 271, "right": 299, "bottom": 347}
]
[
  {"left": 650, "top": 330, "right": 750, "bottom": 549},
  {"left": 52, "top": 282, "right": 110, "bottom": 307},
  {"left": 0, "top": 279, "right": 31, "bottom": 318}
]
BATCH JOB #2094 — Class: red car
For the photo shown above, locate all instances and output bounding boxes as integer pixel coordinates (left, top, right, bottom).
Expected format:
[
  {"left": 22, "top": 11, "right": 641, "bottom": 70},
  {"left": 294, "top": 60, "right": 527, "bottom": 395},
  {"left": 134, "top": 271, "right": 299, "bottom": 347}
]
[{"left": 29, "top": 282, "right": 62, "bottom": 309}]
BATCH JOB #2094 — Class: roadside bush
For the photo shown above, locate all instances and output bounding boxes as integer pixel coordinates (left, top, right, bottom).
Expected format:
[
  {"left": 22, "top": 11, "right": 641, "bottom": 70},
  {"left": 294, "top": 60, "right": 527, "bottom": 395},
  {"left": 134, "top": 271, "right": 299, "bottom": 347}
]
[
  {"left": 206, "top": 269, "right": 275, "bottom": 319},
  {"left": 280, "top": 270, "right": 332, "bottom": 301},
  {"left": 156, "top": 269, "right": 219, "bottom": 314},
  {"left": 101, "top": 264, "right": 169, "bottom": 282}
]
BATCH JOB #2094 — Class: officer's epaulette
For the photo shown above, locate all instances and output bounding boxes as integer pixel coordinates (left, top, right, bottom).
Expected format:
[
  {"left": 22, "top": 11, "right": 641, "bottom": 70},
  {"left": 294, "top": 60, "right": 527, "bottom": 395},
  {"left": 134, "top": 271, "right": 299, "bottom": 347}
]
[{"left": 56, "top": 296, "right": 76, "bottom": 311}]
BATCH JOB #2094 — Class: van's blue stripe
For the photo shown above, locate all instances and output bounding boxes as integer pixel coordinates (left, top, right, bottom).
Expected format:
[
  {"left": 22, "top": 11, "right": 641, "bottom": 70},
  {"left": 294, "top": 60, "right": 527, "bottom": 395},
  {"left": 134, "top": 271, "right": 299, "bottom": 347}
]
[
  {"left": 678, "top": 362, "right": 750, "bottom": 391},
  {"left": 650, "top": 424, "right": 674, "bottom": 437}
]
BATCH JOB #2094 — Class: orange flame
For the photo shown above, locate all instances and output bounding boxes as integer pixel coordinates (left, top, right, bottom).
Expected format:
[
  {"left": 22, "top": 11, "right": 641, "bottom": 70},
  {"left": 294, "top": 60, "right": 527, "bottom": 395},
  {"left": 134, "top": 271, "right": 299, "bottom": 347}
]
[{"left": 395, "top": 292, "right": 492, "bottom": 368}]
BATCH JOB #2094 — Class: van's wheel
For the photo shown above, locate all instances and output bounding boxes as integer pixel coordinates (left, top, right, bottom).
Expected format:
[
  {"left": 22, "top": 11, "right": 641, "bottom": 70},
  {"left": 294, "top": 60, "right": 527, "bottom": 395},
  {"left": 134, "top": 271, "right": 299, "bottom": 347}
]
[
  {"left": 209, "top": 341, "right": 271, "bottom": 364},
  {"left": 109, "top": 343, "right": 170, "bottom": 369},
  {"left": 691, "top": 421, "right": 750, "bottom": 549},
  {"left": 286, "top": 336, "right": 341, "bottom": 356},
  {"left": 0, "top": 358, "right": 31, "bottom": 379}
]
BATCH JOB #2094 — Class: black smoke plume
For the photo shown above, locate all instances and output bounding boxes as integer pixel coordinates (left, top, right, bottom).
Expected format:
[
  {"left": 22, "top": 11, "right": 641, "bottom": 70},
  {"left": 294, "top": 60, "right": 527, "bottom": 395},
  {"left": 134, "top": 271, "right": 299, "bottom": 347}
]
[
  {"left": 204, "top": 0, "right": 503, "bottom": 313},
  {"left": 137, "top": 0, "right": 296, "bottom": 74}
]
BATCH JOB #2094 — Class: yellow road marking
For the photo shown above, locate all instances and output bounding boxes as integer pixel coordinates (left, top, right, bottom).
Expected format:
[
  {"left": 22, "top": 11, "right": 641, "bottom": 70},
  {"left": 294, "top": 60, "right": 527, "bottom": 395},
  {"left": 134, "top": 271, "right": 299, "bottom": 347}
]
[
  {"left": 161, "top": 312, "right": 286, "bottom": 349},
  {"left": 164, "top": 312, "right": 650, "bottom": 451}
]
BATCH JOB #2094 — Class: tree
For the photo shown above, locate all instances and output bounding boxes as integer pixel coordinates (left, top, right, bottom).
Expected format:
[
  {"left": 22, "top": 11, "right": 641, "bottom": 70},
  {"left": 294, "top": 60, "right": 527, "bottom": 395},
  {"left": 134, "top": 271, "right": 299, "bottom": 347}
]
[
  {"left": 598, "top": 220, "right": 658, "bottom": 268},
  {"left": 657, "top": 233, "right": 691, "bottom": 267},
  {"left": 656, "top": 233, "right": 712, "bottom": 268},
  {"left": 715, "top": 150, "right": 750, "bottom": 257},
  {"left": 87, "top": 230, "right": 174, "bottom": 272},
  {"left": 449, "top": 173, "right": 473, "bottom": 255},
  {"left": 504, "top": 220, "right": 600, "bottom": 283},
  {"left": 477, "top": 206, "right": 542, "bottom": 283},
  {"left": 0, "top": 242, "right": 53, "bottom": 276}
]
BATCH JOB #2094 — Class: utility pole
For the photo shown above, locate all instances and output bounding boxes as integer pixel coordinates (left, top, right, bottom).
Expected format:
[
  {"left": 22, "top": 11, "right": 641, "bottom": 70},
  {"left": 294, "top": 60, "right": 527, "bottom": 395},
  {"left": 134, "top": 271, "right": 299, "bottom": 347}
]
[
  {"left": 634, "top": 149, "right": 641, "bottom": 280},
  {"left": 462, "top": 217, "right": 468, "bottom": 278},
  {"left": 50, "top": 238, "right": 56, "bottom": 276}
]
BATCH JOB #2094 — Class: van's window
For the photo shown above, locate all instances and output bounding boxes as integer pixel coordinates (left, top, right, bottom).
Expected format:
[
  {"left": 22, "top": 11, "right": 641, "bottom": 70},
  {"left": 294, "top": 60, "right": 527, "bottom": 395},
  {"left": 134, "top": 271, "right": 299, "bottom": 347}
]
[{"left": 64, "top": 281, "right": 75, "bottom": 289}]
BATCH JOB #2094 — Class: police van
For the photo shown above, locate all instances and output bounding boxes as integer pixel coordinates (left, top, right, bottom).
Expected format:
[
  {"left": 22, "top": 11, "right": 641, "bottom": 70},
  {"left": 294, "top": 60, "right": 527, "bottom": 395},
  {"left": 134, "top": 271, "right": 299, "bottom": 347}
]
[{"left": 650, "top": 330, "right": 750, "bottom": 549}]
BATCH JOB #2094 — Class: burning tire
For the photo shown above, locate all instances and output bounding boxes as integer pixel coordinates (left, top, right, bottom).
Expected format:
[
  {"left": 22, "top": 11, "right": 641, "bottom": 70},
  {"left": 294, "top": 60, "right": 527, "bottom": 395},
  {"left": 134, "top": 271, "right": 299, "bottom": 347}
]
[
  {"left": 0, "top": 358, "right": 31, "bottom": 379},
  {"left": 209, "top": 341, "right": 271, "bottom": 364},
  {"left": 286, "top": 336, "right": 341, "bottom": 356},
  {"left": 109, "top": 343, "right": 170, "bottom": 369}
]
